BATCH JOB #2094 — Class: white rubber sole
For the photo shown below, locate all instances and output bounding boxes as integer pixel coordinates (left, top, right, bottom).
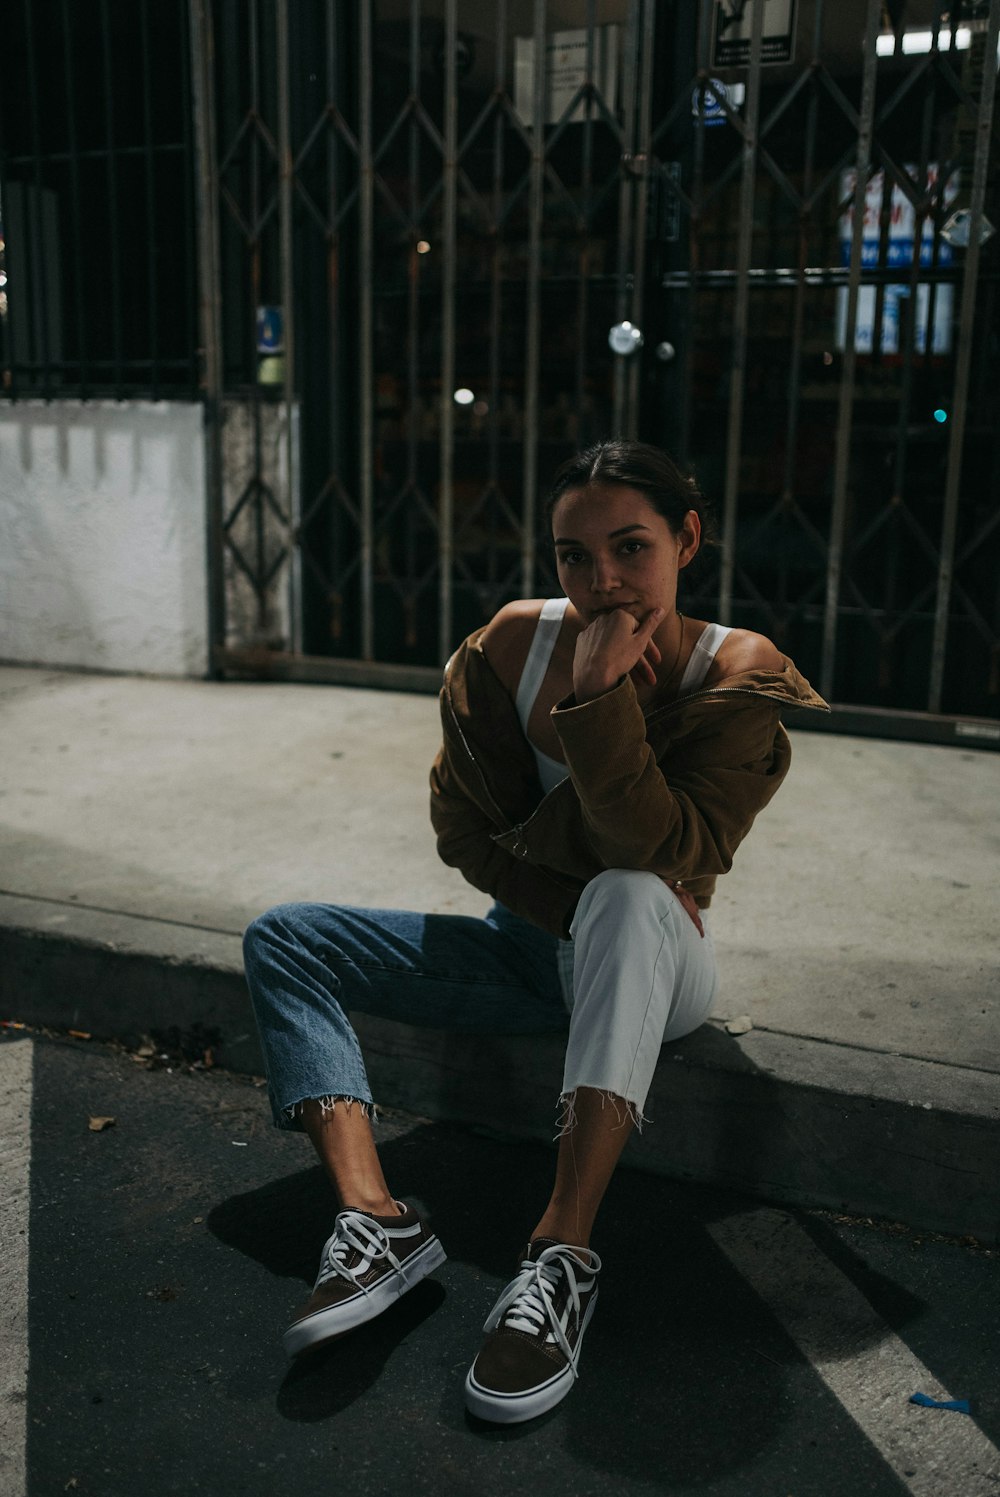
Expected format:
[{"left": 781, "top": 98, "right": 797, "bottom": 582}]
[
  {"left": 283, "top": 1234, "right": 447, "bottom": 1357},
  {"left": 463, "top": 1288, "right": 598, "bottom": 1424}
]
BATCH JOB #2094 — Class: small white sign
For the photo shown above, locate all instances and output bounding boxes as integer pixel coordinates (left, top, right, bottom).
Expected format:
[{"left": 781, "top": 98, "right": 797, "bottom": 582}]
[
  {"left": 515, "top": 26, "right": 619, "bottom": 126},
  {"left": 713, "top": 0, "right": 797, "bottom": 68}
]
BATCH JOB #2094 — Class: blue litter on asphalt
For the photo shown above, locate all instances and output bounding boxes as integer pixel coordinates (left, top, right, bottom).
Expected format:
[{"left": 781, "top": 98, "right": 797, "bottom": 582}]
[{"left": 910, "top": 1392, "right": 971, "bottom": 1414}]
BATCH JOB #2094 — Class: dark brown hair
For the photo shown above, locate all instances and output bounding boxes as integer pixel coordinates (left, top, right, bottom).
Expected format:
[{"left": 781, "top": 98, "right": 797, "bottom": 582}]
[{"left": 546, "top": 440, "right": 716, "bottom": 545}]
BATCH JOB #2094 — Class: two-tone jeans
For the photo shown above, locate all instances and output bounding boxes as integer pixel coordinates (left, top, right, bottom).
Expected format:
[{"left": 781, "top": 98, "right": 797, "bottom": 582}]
[{"left": 242, "top": 869, "right": 719, "bottom": 1132}]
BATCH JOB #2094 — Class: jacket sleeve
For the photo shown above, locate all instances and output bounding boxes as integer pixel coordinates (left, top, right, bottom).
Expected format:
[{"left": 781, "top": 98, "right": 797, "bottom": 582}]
[
  {"left": 551, "top": 675, "right": 788, "bottom": 882},
  {"left": 429, "top": 746, "right": 579, "bottom": 938}
]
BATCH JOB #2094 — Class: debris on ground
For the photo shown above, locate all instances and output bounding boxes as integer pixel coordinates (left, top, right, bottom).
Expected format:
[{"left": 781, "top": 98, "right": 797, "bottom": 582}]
[
  {"left": 87, "top": 1115, "right": 116, "bottom": 1132},
  {"left": 724, "top": 1014, "right": 754, "bottom": 1035},
  {"left": 910, "top": 1392, "right": 971, "bottom": 1414}
]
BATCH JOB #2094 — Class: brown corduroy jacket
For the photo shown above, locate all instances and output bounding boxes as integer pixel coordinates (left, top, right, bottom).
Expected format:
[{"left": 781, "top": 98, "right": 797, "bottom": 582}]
[{"left": 429, "top": 626, "right": 829, "bottom": 939}]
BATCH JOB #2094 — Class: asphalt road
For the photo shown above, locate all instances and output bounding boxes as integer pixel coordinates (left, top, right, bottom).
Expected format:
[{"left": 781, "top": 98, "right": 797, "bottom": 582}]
[{"left": 3, "top": 1031, "right": 998, "bottom": 1497}]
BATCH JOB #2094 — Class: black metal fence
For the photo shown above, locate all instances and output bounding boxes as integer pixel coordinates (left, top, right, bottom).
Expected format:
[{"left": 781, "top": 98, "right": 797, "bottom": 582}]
[
  {"left": 188, "top": 0, "right": 1000, "bottom": 733},
  {"left": 2, "top": 0, "right": 999, "bottom": 737}
]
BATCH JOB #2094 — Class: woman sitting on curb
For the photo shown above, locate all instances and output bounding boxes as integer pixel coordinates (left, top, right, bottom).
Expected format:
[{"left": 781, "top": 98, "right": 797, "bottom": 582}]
[{"left": 242, "top": 439, "right": 827, "bottom": 1424}]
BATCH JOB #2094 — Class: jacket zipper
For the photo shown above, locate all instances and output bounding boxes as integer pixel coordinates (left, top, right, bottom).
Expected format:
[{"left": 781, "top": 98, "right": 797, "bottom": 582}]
[
  {"left": 444, "top": 668, "right": 568, "bottom": 862},
  {"left": 442, "top": 673, "right": 519, "bottom": 828}
]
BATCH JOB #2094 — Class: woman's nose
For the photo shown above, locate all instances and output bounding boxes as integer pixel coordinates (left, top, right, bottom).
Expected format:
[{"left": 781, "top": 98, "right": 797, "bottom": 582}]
[{"left": 590, "top": 557, "right": 621, "bottom": 592}]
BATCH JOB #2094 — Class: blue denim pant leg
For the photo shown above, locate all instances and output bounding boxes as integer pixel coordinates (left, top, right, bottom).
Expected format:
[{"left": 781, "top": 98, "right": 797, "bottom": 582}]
[{"left": 242, "top": 900, "right": 567, "bottom": 1130}]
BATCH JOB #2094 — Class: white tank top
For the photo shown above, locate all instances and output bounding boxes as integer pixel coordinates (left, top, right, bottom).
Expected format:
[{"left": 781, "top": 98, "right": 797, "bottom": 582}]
[{"left": 515, "top": 602, "right": 732, "bottom": 795}]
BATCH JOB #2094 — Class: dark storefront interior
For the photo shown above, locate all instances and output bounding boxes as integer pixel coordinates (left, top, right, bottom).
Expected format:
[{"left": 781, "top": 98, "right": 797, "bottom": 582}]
[{"left": 2, "top": 0, "right": 998, "bottom": 732}]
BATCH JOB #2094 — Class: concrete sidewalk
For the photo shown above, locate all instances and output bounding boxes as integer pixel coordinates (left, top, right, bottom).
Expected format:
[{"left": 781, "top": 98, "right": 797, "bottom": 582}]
[{"left": 1, "top": 664, "right": 997, "bottom": 1238}]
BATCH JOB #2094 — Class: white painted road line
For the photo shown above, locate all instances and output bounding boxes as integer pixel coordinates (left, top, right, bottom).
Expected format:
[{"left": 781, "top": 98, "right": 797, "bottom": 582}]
[
  {"left": 709, "top": 1207, "right": 1000, "bottom": 1496},
  {"left": 0, "top": 1039, "right": 33, "bottom": 1497}
]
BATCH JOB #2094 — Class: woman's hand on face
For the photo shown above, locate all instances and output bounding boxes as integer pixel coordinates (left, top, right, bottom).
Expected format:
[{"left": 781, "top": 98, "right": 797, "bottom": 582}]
[{"left": 572, "top": 605, "right": 665, "bottom": 704}]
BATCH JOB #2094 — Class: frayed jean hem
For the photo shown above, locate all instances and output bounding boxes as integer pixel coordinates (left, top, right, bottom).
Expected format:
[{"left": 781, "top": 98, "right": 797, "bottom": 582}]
[
  {"left": 554, "top": 1086, "right": 649, "bottom": 1141},
  {"left": 273, "top": 1091, "right": 378, "bottom": 1133}
]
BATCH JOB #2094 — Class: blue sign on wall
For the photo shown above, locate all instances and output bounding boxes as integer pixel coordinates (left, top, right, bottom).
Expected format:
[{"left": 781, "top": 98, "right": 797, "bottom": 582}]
[{"left": 256, "top": 305, "right": 284, "bottom": 355}]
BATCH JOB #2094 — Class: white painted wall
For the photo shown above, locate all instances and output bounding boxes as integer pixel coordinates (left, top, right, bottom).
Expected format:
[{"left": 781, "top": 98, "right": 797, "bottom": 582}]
[{"left": 0, "top": 401, "right": 208, "bottom": 677}]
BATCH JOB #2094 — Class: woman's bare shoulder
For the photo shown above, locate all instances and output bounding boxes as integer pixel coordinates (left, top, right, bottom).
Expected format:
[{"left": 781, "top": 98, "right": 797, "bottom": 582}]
[
  {"left": 479, "top": 600, "right": 546, "bottom": 694},
  {"left": 709, "top": 628, "right": 785, "bottom": 679}
]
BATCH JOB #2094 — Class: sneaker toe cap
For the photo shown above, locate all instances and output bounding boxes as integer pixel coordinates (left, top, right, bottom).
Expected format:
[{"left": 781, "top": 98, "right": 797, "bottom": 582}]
[{"left": 472, "top": 1331, "right": 564, "bottom": 1394}]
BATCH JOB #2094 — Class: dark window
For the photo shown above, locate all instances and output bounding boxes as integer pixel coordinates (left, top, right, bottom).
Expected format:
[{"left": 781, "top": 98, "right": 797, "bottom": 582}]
[{"left": 0, "top": 0, "right": 199, "bottom": 399}]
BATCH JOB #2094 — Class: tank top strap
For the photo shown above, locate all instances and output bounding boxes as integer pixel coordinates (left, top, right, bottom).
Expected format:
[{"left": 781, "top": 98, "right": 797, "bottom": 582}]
[
  {"left": 677, "top": 620, "right": 733, "bottom": 695},
  {"left": 515, "top": 597, "right": 569, "bottom": 733}
]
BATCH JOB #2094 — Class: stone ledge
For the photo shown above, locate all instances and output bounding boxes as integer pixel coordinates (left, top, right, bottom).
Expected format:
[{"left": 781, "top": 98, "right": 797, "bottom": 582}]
[{"left": 1, "top": 893, "right": 996, "bottom": 1242}]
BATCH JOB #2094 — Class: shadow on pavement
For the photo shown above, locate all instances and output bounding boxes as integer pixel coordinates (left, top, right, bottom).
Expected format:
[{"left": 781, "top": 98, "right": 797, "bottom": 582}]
[
  {"left": 205, "top": 1120, "right": 787, "bottom": 1480},
  {"left": 205, "top": 1109, "right": 931, "bottom": 1486},
  {"left": 275, "top": 1279, "right": 448, "bottom": 1423}
]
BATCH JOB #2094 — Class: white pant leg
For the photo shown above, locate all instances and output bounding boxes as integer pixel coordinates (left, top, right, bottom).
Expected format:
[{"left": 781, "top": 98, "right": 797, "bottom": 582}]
[{"left": 561, "top": 869, "right": 719, "bottom": 1124}]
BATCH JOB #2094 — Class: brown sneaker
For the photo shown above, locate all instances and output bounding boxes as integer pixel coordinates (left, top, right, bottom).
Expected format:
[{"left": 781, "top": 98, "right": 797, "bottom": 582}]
[
  {"left": 464, "top": 1238, "right": 601, "bottom": 1423},
  {"left": 282, "top": 1202, "right": 446, "bottom": 1357}
]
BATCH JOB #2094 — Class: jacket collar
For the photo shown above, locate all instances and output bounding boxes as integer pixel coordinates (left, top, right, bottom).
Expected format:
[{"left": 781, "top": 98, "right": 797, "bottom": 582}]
[
  {"left": 642, "top": 657, "right": 830, "bottom": 723},
  {"left": 445, "top": 632, "right": 829, "bottom": 724}
]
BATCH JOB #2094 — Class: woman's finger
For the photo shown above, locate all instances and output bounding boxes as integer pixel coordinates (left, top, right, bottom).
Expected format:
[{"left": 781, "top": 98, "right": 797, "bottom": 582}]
[
  {"left": 630, "top": 654, "right": 657, "bottom": 687},
  {"left": 634, "top": 606, "right": 665, "bottom": 650}
]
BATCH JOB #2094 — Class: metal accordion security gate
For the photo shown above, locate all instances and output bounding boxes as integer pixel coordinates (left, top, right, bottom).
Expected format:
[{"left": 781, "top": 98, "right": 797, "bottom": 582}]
[{"left": 190, "top": 0, "right": 1000, "bottom": 743}]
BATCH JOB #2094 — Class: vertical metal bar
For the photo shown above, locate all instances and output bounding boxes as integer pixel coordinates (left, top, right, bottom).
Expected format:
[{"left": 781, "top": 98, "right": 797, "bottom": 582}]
[
  {"left": 820, "top": 0, "right": 882, "bottom": 701},
  {"left": 718, "top": 0, "right": 766, "bottom": 624},
  {"left": 678, "top": 0, "right": 715, "bottom": 469},
  {"left": 488, "top": 0, "right": 506, "bottom": 524},
  {"left": 359, "top": 0, "right": 375, "bottom": 659},
  {"left": 179, "top": 0, "right": 200, "bottom": 396},
  {"left": 780, "top": 0, "right": 825, "bottom": 511},
  {"left": 921, "top": 0, "right": 950, "bottom": 386},
  {"left": 403, "top": 0, "right": 421, "bottom": 639},
  {"left": 520, "top": 0, "right": 546, "bottom": 598},
  {"left": 326, "top": 0, "right": 343, "bottom": 638},
  {"left": 406, "top": 0, "right": 421, "bottom": 561},
  {"left": 99, "top": 0, "right": 124, "bottom": 396},
  {"left": 575, "top": 0, "right": 597, "bottom": 441},
  {"left": 139, "top": 0, "right": 159, "bottom": 397},
  {"left": 21, "top": 0, "right": 46, "bottom": 391},
  {"left": 249, "top": 0, "right": 266, "bottom": 616},
  {"left": 612, "top": 0, "right": 640, "bottom": 432},
  {"left": 277, "top": 0, "right": 300, "bottom": 652},
  {"left": 625, "top": 0, "right": 656, "bottom": 436},
  {"left": 0, "top": 167, "right": 18, "bottom": 396},
  {"left": 61, "top": 0, "right": 89, "bottom": 395},
  {"left": 188, "top": 0, "right": 226, "bottom": 674},
  {"left": 891, "top": 69, "right": 936, "bottom": 506},
  {"left": 438, "top": 0, "right": 458, "bottom": 662},
  {"left": 928, "top": 0, "right": 1000, "bottom": 712}
]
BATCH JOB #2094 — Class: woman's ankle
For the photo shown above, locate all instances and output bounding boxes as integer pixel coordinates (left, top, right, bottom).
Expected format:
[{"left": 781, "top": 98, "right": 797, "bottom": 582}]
[
  {"left": 344, "top": 1194, "right": 402, "bottom": 1218},
  {"left": 530, "top": 1212, "right": 591, "bottom": 1251}
]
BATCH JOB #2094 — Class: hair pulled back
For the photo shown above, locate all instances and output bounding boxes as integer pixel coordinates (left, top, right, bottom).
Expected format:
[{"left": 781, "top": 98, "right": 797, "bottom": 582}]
[{"left": 546, "top": 440, "right": 715, "bottom": 545}]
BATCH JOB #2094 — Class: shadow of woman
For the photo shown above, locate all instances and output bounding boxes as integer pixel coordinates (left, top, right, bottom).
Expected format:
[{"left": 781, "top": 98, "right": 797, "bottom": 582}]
[
  {"left": 205, "top": 1099, "right": 926, "bottom": 1470},
  {"left": 275, "top": 1278, "right": 447, "bottom": 1423}
]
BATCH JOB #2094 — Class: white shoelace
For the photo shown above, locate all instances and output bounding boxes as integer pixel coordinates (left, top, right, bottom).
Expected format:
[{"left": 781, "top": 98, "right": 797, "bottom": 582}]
[
  {"left": 315, "top": 1209, "right": 401, "bottom": 1294},
  {"left": 483, "top": 1243, "right": 602, "bottom": 1379}
]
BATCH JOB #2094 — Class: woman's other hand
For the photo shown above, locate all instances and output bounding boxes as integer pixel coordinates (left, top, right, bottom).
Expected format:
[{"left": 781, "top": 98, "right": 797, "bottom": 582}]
[{"left": 572, "top": 606, "right": 665, "bottom": 704}]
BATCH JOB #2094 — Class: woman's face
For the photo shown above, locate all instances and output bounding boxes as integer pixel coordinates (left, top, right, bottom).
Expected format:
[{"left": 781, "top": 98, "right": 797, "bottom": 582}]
[{"left": 551, "top": 483, "right": 700, "bottom": 624}]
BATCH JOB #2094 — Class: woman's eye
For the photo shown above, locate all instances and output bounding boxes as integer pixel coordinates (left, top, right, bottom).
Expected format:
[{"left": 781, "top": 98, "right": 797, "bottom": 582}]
[
  {"left": 620, "top": 540, "right": 645, "bottom": 556},
  {"left": 557, "top": 551, "right": 584, "bottom": 567}
]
